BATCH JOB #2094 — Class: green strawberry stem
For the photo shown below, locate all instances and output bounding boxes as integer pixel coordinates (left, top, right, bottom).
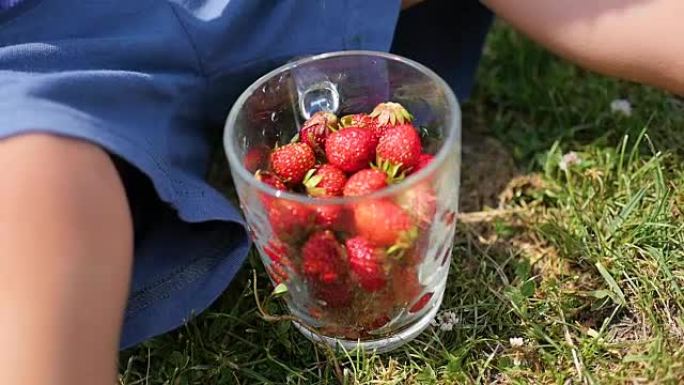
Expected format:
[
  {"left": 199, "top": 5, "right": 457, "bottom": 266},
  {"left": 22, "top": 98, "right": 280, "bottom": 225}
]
[
  {"left": 386, "top": 227, "right": 418, "bottom": 259},
  {"left": 339, "top": 115, "right": 355, "bottom": 128},
  {"left": 373, "top": 158, "right": 407, "bottom": 184},
  {"left": 303, "top": 168, "right": 325, "bottom": 196}
]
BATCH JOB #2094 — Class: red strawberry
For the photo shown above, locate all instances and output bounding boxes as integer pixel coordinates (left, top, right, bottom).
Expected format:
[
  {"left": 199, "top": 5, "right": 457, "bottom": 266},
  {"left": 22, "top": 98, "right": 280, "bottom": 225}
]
[
  {"left": 244, "top": 146, "right": 269, "bottom": 173},
  {"left": 255, "top": 170, "right": 287, "bottom": 191},
  {"left": 396, "top": 182, "right": 437, "bottom": 226},
  {"left": 409, "top": 292, "right": 433, "bottom": 313},
  {"left": 266, "top": 199, "right": 314, "bottom": 243},
  {"left": 343, "top": 169, "right": 388, "bottom": 197},
  {"left": 270, "top": 142, "right": 316, "bottom": 184},
  {"left": 300, "top": 111, "right": 338, "bottom": 155},
  {"left": 266, "top": 263, "right": 289, "bottom": 285},
  {"left": 303, "top": 164, "right": 347, "bottom": 197},
  {"left": 263, "top": 240, "right": 292, "bottom": 285},
  {"left": 313, "top": 204, "right": 347, "bottom": 230},
  {"left": 301, "top": 231, "right": 346, "bottom": 285},
  {"left": 325, "top": 127, "right": 376, "bottom": 173},
  {"left": 353, "top": 200, "right": 415, "bottom": 247},
  {"left": 302, "top": 231, "right": 352, "bottom": 308},
  {"left": 255, "top": 170, "right": 288, "bottom": 213},
  {"left": 346, "top": 236, "right": 387, "bottom": 292},
  {"left": 391, "top": 266, "right": 422, "bottom": 306},
  {"left": 314, "top": 281, "right": 352, "bottom": 308},
  {"left": 340, "top": 113, "right": 382, "bottom": 142},
  {"left": 404, "top": 246, "right": 426, "bottom": 265},
  {"left": 369, "top": 102, "right": 414, "bottom": 139},
  {"left": 414, "top": 153, "right": 434, "bottom": 172},
  {"left": 263, "top": 240, "right": 288, "bottom": 264},
  {"left": 376, "top": 124, "right": 422, "bottom": 174},
  {"left": 366, "top": 314, "right": 391, "bottom": 330}
]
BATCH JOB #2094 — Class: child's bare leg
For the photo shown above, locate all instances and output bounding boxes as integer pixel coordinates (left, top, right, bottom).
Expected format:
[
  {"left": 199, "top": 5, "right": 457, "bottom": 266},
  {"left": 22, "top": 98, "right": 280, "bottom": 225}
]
[{"left": 0, "top": 134, "right": 133, "bottom": 385}]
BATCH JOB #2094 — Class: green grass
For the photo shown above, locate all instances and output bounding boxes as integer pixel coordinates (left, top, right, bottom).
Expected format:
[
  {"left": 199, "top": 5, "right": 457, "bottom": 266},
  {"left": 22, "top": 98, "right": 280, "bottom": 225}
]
[{"left": 118, "top": 23, "right": 684, "bottom": 384}]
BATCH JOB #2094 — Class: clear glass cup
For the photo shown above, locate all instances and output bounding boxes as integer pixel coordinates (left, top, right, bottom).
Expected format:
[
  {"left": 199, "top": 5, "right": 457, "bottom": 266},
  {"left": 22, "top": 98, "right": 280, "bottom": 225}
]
[{"left": 224, "top": 51, "right": 460, "bottom": 353}]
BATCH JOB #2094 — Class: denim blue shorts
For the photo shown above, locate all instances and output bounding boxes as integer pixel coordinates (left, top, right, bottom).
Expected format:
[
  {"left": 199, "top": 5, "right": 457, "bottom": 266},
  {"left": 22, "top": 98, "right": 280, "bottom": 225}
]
[{"left": 0, "top": 0, "right": 492, "bottom": 349}]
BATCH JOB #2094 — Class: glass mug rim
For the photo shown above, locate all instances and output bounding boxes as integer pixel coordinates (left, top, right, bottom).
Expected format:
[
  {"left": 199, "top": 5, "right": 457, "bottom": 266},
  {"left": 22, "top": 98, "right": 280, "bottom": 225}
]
[{"left": 224, "top": 50, "right": 461, "bottom": 206}]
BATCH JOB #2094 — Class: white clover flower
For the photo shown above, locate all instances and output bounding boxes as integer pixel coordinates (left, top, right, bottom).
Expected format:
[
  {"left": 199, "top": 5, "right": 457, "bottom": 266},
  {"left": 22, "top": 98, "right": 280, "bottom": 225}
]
[
  {"left": 440, "top": 321, "right": 455, "bottom": 332},
  {"left": 610, "top": 99, "right": 632, "bottom": 117},
  {"left": 432, "top": 310, "right": 459, "bottom": 332},
  {"left": 509, "top": 337, "right": 524, "bottom": 348},
  {"left": 559, "top": 151, "right": 581, "bottom": 171}
]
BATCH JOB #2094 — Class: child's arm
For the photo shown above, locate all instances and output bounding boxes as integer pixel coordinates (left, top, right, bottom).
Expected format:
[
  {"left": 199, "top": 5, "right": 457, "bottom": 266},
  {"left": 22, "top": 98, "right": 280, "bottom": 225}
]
[
  {"left": 483, "top": 0, "right": 684, "bottom": 95},
  {"left": 0, "top": 134, "right": 133, "bottom": 385}
]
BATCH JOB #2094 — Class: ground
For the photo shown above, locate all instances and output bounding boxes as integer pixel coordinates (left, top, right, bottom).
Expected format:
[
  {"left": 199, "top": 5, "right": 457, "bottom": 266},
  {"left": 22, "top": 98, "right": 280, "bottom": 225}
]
[{"left": 119, "top": 24, "right": 684, "bottom": 384}]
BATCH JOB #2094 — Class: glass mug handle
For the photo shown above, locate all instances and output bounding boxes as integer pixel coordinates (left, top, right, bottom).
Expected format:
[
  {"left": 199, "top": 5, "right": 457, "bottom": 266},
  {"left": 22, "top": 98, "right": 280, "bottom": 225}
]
[{"left": 288, "top": 55, "right": 340, "bottom": 120}]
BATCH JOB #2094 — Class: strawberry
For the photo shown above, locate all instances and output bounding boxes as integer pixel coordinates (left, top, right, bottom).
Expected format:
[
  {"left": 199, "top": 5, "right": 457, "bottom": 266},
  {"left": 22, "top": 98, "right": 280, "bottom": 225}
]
[
  {"left": 313, "top": 204, "right": 350, "bottom": 231},
  {"left": 404, "top": 246, "right": 426, "bottom": 265},
  {"left": 340, "top": 113, "right": 382, "bottom": 142},
  {"left": 265, "top": 263, "right": 289, "bottom": 285},
  {"left": 303, "top": 164, "right": 347, "bottom": 197},
  {"left": 263, "top": 240, "right": 289, "bottom": 264},
  {"left": 353, "top": 200, "right": 415, "bottom": 247},
  {"left": 369, "top": 102, "right": 414, "bottom": 139},
  {"left": 314, "top": 281, "right": 352, "bottom": 308},
  {"left": 266, "top": 199, "right": 314, "bottom": 243},
  {"left": 325, "top": 127, "right": 376, "bottom": 173},
  {"left": 346, "top": 236, "right": 387, "bottom": 292},
  {"left": 244, "top": 145, "right": 269, "bottom": 173},
  {"left": 300, "top": 111, "right": 338, "bottom": 155},
  {"left": 370, "top": 102, "right": 414, "bottom": 127},
  {"left": 395, "top": 182, "right": 437, "bottom": 226},
  {"left": 390, "top": 266, "right": 422, "bottom": 306},
  {"left": 343, "top": 169, "right": 388, "bottom": 197},
  {"left": 302, "top": 231, "right": 351, "bottom": 308},
  {"left": 263, "top": 240, "right": 292, "bottom": 285},
  {"left": 376, "top": 123, "right": 422, "bottom": 174},
  {"left": 255, "top": 170, "right": 289, "bottom": 217},
  {"left": 301, "top": 231, "right": 346, "bottom": 285},
  {"left": 270, "top": 142, "right": 316, "bottom": 184},
  {"left": 414, "top": 153, "right": 434, "bottom": 172},
  {"left": 255, "top": 170, "right": 287, "bottom": 191},
  {"left": 409, "top": 292, "right": 433, "bottom": 313},
  {"left": 366, "top": 314, "right": 391, "bottom": 330}
]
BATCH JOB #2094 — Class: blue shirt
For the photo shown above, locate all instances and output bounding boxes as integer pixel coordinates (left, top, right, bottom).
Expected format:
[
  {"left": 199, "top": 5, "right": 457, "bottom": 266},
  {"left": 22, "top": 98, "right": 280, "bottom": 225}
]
[{"left": 0, "top": 0, "right": 491, "bottom": 349}]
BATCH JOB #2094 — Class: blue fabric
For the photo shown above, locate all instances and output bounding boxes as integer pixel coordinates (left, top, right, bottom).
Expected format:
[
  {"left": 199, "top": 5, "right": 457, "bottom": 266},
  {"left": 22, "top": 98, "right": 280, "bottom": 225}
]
[
  {"left": 391, "top": 0, "right": 494, "bottom": 100},
  {"left": 0, "top": 0, "right": 22, "bottom": 11},
  {"left": 0, "top": 0, "right": 491, "bottom": 349}
]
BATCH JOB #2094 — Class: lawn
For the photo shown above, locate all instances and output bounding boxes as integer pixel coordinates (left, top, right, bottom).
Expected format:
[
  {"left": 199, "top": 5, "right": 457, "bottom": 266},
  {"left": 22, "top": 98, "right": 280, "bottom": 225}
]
[{"left": 118, "top": 23, "right": 684, "bottom": 384}]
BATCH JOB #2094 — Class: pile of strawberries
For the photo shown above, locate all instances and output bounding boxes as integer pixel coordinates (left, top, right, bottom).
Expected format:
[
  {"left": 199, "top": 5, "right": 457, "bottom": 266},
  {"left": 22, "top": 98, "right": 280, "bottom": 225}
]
[{"left": 249, "top": 102, "right": 438, "bottom": 338}]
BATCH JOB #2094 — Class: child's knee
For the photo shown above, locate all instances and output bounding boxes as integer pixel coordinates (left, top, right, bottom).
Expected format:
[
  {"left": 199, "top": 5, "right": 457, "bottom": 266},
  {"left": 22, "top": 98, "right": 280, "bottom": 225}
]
[{"left": 0, "top": 132, "right": 133, "bottom": 246}]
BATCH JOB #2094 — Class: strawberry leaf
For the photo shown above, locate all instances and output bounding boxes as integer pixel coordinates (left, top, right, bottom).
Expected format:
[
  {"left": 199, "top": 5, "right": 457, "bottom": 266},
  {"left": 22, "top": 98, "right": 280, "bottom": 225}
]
[
  {"left": 272, "top": 283, "right": 288, "bottom": 297},
  {"left": 340, "top": 115, "right": 355, "bottom": 127},
  {"left": 303, "top": 168, "right": 317, "bottom": 183}
]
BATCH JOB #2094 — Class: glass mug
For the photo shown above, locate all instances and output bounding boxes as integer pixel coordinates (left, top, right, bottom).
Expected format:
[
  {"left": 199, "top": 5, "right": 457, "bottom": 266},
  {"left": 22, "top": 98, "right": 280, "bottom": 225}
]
[{"left": 224, "top": 51, "right": 460, "bottom": 352}]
